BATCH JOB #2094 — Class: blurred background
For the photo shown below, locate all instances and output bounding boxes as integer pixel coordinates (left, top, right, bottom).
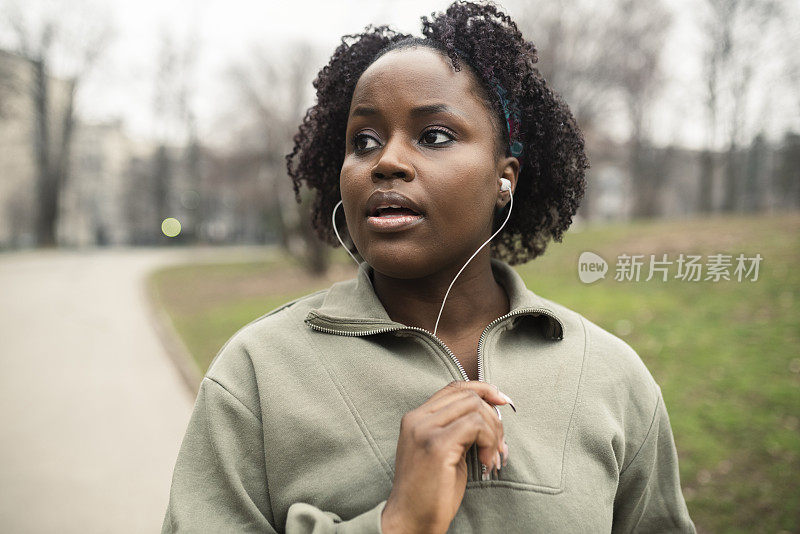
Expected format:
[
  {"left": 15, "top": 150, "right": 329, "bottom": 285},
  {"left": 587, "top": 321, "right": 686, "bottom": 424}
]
[
  {"left": 0, "top": 0, "right": 797, "bottom": 532},
  {"left": 0, "top": 0, "right": 798, "bottom": 253}
]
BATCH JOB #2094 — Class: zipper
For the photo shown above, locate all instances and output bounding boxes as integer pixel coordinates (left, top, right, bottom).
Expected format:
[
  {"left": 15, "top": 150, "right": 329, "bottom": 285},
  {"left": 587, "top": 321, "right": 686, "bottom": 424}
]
[
  {"left": 472, "top": 306, "right": 564, "bottom": 482},
  {"left": 305, "top": 306, "right": 564, "bottom": 482},
  {"left": 307, "top": 306, "right": 563, "bottom": 382},
  {"left": 476, "top": 306, "right": 565, "bottom": 382},
  {"left": 305, "top": 321, "right": 470, "bottom": 381}
]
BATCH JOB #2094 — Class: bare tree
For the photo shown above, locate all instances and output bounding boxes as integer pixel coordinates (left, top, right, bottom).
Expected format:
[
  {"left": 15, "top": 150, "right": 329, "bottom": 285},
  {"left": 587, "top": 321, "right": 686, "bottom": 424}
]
[
  {"left": 608, "top": 0, "right": 672, "bottom": 218},
  {"left": 514, "top": 0, "right": 619, "bottom": 135},
  {"left": 143, "top": 27, "right": 202, "bottom": 244},
  {"left": 150, "top": 30, "right": 180, "bottom": 242},
  {"left": 2, "top": 0, "right": 113, "bottom": 246},
  {"left": 228, "top": 41, "right": 331, "bottom": 274},
  {"left": 515, "top": 0, "right": 671, "bottom": 219},
  {"left": 699, "top": 0, "right": 782, "bottom": 213},
  {"left": 512, "top": 0, "right": 618, "bottom": 220}
]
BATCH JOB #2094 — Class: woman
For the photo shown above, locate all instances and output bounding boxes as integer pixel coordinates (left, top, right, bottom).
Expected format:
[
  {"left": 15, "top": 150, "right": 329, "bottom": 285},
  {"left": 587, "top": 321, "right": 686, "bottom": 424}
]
[{"left": 162, "top": 2, "right": 696, "bottom": 532}]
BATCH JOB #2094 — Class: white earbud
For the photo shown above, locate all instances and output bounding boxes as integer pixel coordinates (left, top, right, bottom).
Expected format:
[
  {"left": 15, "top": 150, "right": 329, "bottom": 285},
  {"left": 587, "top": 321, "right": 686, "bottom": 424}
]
[{"left": 500, "top": 178, "right": 512, "bottom": 192}]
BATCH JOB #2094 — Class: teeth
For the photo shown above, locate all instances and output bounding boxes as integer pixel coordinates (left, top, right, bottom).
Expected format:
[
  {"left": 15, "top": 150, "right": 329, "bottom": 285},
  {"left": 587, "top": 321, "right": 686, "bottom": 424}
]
[
  {"left": 372, "top": 204, "right": 419, "bottom": 216},
  {"left": 376, "top": 205, "right": 403, "bottom": 215}
]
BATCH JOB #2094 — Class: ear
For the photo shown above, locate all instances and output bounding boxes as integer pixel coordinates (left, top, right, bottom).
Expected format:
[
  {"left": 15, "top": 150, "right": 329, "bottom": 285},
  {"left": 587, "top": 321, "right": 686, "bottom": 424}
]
[{"left": 496, "top": 156, "right": 520, "bottom": 209}]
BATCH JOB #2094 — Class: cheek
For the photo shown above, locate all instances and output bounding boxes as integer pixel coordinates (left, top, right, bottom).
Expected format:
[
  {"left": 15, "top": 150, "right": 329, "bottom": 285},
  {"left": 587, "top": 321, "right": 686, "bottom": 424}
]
[
  {"left": 427, "top": 158, "right": 497, "bottom": 232},
  {"left": 339, "top": 159, "right": 368, "bottom": 209},
  {"left": 339, "top": 158, "right": 360, "bottom": 192},
  {"left": 338, "top": 159, "right": 372, "bottom": 249}
]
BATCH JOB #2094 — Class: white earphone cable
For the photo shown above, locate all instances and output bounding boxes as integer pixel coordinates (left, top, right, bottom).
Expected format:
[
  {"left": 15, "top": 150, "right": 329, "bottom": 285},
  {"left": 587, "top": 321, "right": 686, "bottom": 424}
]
[
  {"left": 333, "top": 187, "right": 514, "bottom": 338},
  {"left": 433, "top": 187, "right": 513, "bottom": 337},
  {"left": 332, "top": 200, "right": 361, "bottom": 267}
]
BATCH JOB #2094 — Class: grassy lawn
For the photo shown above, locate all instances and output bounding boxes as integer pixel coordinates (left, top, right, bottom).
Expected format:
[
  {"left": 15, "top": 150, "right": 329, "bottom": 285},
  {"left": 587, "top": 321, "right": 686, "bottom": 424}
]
[{"left": 149, "top": 213, "right": 800, "bottom": 533}]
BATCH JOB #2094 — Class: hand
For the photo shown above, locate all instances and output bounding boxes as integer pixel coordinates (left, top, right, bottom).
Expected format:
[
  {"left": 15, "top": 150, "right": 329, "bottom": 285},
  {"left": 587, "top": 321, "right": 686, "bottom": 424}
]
[{"left": 381, "top": 380, "right": 513, "bottom": 534}]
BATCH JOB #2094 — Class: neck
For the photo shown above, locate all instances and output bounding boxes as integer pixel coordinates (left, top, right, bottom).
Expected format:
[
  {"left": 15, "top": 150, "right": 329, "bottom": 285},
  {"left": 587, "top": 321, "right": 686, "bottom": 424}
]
[{"left": 370, "top": 252, "right": 509, "bottom": 336}]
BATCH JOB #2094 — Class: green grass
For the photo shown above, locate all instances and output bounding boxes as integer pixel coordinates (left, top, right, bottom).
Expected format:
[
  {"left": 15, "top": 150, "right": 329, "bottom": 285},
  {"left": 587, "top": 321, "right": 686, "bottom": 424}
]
[
  {"left": 149, "top": 213, "right": 800, "bottom": 533},
  {"left": 147, "top": 251, "right": 358, "bottom": 370}
]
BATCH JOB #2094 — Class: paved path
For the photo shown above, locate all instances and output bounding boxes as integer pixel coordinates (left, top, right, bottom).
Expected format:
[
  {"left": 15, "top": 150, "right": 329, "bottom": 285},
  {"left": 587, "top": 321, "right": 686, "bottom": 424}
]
[{"left": 0, "top": 246, "right": 275, "bottom": 533}]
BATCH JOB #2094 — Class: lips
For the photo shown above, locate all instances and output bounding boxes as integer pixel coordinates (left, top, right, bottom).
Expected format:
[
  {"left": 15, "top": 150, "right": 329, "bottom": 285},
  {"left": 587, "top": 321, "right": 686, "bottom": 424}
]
[
  {"left": 365, "top": 190, "right": 424, "bottom": 218},
  {"left": 365, "top": 190, "right": 424, "bottom": 232}
]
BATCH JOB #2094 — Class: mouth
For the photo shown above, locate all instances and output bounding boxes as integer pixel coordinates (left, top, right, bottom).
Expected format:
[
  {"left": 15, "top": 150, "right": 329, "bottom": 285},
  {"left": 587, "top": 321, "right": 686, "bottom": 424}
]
[
  {"left": 366, "top": 190, "right": 424, "bottom": 217},
  {"left": 365, "top": 191, "right": 424, "bottom": 233},
  {"left": 366, "top": 206, "right": 424, "bottom": 232},
  {"left": 369, "top": 205, "right": 422, "bottom": 217}
]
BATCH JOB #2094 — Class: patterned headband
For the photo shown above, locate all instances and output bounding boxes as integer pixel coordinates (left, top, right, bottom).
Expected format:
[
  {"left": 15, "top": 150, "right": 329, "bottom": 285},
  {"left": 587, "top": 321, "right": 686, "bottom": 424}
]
[{"left": 490, "top": 77, "right": 524, "bottom": 158}]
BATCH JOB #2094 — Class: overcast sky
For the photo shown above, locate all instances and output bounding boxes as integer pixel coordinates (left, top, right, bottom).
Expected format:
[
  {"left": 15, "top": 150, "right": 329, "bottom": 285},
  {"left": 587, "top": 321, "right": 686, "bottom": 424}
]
[
  {"left": 87, "top": 0, "right": 455, "bottom": 137},
  {"left": 1, "top": 0, "right": 798, "bottom": 150}
]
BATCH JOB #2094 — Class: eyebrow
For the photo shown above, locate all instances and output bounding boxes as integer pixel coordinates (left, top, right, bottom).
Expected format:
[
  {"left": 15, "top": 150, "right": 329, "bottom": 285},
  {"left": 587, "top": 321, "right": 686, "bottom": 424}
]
[{"left": 350, "top": 103, "right": 466, "bottom": 119}]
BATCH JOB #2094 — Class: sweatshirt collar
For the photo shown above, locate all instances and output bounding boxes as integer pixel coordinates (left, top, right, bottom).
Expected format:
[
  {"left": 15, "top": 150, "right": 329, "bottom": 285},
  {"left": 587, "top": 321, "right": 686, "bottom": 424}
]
[{"left": 305, "top": 258, "right": 565, "bottom": 341}]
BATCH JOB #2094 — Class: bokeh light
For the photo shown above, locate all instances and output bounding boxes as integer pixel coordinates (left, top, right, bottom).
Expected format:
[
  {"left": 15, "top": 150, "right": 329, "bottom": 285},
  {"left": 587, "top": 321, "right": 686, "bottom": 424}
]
[{"left": 161, "top": 218, "right": 182, "bottom": 238}]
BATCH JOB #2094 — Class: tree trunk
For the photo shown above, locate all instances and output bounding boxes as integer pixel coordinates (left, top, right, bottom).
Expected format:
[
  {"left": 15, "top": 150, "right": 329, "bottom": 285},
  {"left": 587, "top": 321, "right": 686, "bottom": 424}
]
[
  {"left": 721, "top": 143, "right": 739, "bottom": 212},
  {"left": 270, "top": 160, "right": 290, "bottom": 250},
  {"left": 32, "top": 58, "right": 56, "bottom": 247},
  {"left": 743, "top": 134, "right": 765, "bottom": 212},
  {"left": 698, "top": 150, "right": 714, "bottom": 213},
  {"left": 51, "top": 79, "right": 77, "bottom": 242},
  {"left": 185, "top": 138, "right": 202, "bottom": 242},
  {"left": 297, "top": 190, "right": 330, "bottom": 276},
  {"left": 153, "top": 145, "right": 172, "bottom": 243},
  {"left": 630, "top": 138, "right": 658, "bottom": 218}
]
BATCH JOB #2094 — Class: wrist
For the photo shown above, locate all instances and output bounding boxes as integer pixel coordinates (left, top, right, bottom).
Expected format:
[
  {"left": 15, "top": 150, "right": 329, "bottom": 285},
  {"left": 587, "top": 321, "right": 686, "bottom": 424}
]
[
  {"left": 381, "top": 498, "right": 405, "bottom": 534},
  {"left": 381, "top": 496, "right": 423, "bottom": 534}
]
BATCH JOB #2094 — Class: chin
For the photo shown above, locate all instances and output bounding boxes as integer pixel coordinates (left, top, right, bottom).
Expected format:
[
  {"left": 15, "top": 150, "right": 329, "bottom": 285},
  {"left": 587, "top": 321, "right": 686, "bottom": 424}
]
[{"left": 360, "top": 242, "right": 440, "bottom": 280}]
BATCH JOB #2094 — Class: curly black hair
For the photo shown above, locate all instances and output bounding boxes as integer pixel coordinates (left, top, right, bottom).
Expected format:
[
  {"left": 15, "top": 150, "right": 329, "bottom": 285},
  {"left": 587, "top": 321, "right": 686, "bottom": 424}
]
[{"left": 285, "top": 0, "right": 588, "bottom": 265}]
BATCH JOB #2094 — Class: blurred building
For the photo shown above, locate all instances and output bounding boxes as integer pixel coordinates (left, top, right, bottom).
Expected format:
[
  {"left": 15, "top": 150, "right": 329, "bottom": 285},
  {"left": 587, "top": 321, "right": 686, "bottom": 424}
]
[
  {"left": 60, "top": 119, "right": 154, "bottom": 246},
  {"left": 0, "top": 46, "right": 263, "bottom": 249},
  {"left": 1, "top": 45, "right": 795, "bottom": 250},
  {"left": 582, "top": 127, "right": 788, "bottom": 221},
  {"left": 0, "top": 49, "right": 152, "bottom": 248},
  {"left": 0, "top": 49, "right": 74, "bottom": 248}
]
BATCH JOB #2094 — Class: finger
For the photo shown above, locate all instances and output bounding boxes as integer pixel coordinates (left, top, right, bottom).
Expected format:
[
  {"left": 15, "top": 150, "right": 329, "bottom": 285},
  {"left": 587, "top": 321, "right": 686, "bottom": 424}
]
[
  {"left": 422, "top": 391, "right": 506, "bottom": 461},
  {"left": 425, "top": 380, "right": 515, "bottom": 411},
  {"left": 421, "top": 382, "right": 510, "bottom": 462},
  {"left": 422, "top": 380, "right": 474, "bottom": 405},
  {"left": 422, "top": 388, "right": 489, "bottom": 415},
  {"left": 427, "top": 391, "right": 505, "bottom": 446},
  {"left": 440, "top": 411, "right": 504, "bottom": 470}
]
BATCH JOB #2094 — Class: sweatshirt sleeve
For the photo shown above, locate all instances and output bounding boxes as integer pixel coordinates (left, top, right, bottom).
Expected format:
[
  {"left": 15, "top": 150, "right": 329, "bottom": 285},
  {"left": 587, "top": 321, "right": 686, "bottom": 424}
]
[
  {"left": 611, "top": 388, "right": 697, "bottom": 533},
  {"left": 161, "top": 377, "right": 387, "bottom": 533}
]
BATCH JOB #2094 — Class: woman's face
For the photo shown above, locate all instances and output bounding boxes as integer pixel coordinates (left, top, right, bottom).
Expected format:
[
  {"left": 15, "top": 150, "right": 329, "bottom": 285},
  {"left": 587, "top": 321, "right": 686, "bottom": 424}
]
[{"left": 340, "top": 46, "right": 517, "bottom": 279}]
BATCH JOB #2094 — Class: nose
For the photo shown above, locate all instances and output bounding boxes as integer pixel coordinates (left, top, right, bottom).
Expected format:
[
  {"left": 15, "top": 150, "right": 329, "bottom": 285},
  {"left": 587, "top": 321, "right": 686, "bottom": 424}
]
[{"left": 371, "top": 137, "right": 415, "bottom": 183}]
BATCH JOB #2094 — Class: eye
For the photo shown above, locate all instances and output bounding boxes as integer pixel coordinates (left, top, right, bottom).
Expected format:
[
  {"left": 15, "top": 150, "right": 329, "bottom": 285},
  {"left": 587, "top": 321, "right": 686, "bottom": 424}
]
[
  {"left": 420, "top": 128, "right": 455, "bottom": 146},
  {"left": 353, "top": 132, "right": 380, "bottom": 152}
]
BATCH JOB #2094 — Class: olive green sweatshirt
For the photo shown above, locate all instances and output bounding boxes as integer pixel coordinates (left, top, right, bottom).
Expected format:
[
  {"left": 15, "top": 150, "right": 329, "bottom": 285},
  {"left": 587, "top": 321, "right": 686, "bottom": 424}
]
[{"left": 161, "top": 259, "right": 696, "bottom": 533}]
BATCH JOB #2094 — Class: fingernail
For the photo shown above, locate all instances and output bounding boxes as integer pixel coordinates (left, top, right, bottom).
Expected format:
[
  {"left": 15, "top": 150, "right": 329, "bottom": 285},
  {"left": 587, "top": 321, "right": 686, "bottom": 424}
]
[
  {"left": 495, "top": 451, "right": 502, "bottom": 472},
  {"left": 502, "top": 441, "right": 509, "bottom": 465},
  {"left": 501, "top": 393, "right": 517, "bottom": 412},
  {"left": 493, "top": 404, "right": 502, "bottom": 421},
  {"left": 481, "top": 464, "right": 490, "bottom": 481}
]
